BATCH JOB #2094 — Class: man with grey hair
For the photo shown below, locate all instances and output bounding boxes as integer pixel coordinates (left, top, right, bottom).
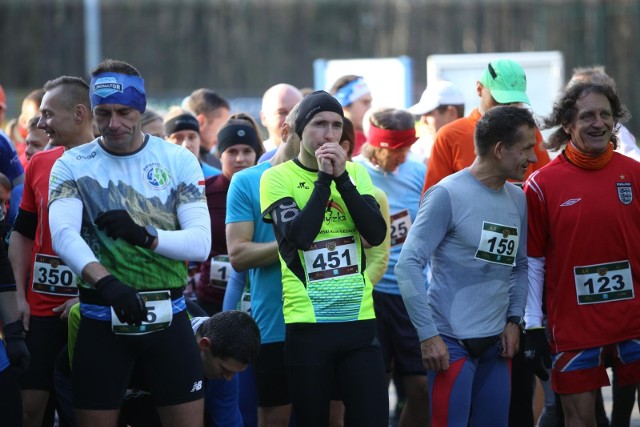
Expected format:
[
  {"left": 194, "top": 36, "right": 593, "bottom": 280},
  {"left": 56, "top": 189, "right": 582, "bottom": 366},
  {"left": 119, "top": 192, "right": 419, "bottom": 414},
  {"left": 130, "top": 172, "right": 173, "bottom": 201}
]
[
  {"left": 525, "top": 81, "right": 640, "bottom": 427},
  {"left": 567, "top": 65, "right": 640, "bottom": 161}
]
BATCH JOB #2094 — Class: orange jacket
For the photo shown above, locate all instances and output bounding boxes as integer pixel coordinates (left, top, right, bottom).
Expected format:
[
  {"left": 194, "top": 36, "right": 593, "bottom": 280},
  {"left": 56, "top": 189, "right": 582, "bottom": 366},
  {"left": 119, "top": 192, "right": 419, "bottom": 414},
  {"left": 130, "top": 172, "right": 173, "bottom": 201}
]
[{"left": 422, "top": 108, "right": 550, "bottom": 194}]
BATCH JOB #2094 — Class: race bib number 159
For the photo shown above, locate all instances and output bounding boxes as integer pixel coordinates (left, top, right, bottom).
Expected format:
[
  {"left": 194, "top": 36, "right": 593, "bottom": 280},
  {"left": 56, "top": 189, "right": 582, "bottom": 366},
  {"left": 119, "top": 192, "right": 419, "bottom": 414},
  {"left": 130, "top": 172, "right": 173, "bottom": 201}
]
[{"left": 474, "top": 222, "right": 519, "bottom": 266}]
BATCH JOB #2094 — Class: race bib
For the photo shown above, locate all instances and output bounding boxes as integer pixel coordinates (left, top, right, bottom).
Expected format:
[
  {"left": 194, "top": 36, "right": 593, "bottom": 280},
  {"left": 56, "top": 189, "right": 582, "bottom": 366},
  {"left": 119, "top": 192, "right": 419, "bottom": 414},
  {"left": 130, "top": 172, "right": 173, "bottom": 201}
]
[
  {"left": 32, "top": 254, "right": 79, "bottom": 296},
  {"left": 390, "top": 209, "right": 412, "bottom": 246},
  {"left": 303, "top": 236, "right": 359, "bottom": 282},
  {"left": 474, "top": 222, "right": 519, "bottom": 266},
  {"left": 240, "top": 292, "right": 252, "bottom": 314},
  {"left": 574, "top": 260, "right": 634, "bottom": 304},
  {"left": 111, "top": 291, "right": 173, "bottom": 335},
  {"left": 210, "top": 255, "right": 231, "bottom": 289}
]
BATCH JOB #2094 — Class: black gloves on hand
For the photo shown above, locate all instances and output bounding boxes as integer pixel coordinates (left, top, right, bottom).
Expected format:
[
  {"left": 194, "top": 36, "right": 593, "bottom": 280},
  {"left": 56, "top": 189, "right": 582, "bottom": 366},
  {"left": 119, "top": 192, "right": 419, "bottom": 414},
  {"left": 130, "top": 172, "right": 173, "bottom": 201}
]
[
  {"left": 95, "top": 275, "right": 148, "bottom": 326},
  {"left": 94, "top": 210, "right": 152, "bottom": 248},
  {"left": 523, "top": 327, "right": 552, "bottom": 381},
  {"left": 4, "top": 319, "right": 30, "bottom": 374}
]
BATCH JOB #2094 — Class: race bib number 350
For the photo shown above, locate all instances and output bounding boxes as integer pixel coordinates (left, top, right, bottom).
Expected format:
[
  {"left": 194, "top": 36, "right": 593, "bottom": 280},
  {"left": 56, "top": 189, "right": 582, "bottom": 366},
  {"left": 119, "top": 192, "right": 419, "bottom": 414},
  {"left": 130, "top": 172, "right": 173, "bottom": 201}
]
[
  {"left": 303, "top": 236, "right": 359, "bottom": 282},
  {"left": 32, "top": 254, "right": 79, "bottom": 296},
  {"left": 574, "top": 260, "right": 634, "bottom": 305},
  {"left": 474, "top": 222, "right": 519, "bottom": 266}
]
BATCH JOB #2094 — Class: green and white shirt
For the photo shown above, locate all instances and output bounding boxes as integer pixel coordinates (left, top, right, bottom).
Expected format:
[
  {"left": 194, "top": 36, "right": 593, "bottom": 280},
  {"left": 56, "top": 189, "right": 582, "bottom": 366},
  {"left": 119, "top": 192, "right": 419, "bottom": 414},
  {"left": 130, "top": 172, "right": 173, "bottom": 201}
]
[{"left": 49, "top": 135, "right": 206, "bottom": 291}]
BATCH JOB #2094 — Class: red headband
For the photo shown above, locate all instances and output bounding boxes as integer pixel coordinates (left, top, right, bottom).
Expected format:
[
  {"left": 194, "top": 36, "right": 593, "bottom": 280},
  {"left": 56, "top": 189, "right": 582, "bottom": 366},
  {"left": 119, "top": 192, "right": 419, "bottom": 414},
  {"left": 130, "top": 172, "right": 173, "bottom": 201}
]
[{"left": 367, "top": 124, "right": 417, "bottom": 149}]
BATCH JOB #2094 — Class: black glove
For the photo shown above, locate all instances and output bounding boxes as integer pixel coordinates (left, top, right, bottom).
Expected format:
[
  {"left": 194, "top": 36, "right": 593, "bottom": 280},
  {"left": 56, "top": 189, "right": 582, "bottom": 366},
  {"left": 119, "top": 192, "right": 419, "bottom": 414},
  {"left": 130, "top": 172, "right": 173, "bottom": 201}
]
[
  {"left": 95, "top": 275, "right": 148, "bottom": 326},
  {"left": 94, "top": 210, "right": 152, "bottom": 248},
  {"left": 4, "top": 319, "right": 30, "bottom": 374},
  {"left": 523, "top": 327, "right": 552, "bottom": 381}
]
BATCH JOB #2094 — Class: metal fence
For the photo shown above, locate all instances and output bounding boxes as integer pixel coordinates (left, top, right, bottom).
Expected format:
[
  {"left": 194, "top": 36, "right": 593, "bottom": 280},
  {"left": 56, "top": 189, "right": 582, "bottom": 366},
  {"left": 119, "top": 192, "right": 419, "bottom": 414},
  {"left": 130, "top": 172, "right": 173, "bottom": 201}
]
[{"left": 2, "top": 0, "right": 639, "bottom": 135}]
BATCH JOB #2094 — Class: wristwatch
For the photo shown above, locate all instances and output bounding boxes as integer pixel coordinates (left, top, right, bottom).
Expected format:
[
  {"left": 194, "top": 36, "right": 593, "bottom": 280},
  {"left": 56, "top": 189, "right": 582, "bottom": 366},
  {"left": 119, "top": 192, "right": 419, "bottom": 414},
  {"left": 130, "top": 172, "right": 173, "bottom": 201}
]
[
  {"left": 507, "top": 316, "right": 526, "bottom": 333},
  {"left": 144, "top": 225, "right": 158, "bottom": 249}
]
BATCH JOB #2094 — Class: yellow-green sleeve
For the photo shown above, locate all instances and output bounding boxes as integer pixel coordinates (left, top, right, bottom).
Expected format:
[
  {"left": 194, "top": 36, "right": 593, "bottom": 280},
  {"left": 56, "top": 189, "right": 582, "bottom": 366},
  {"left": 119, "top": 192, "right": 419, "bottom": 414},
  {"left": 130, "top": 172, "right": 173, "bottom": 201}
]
[
  {"left": 364, "top": 186, "right": 390, "bottom": 286},
  {"left": 67, "top": 303, "right": 81, "bottom": 367}
]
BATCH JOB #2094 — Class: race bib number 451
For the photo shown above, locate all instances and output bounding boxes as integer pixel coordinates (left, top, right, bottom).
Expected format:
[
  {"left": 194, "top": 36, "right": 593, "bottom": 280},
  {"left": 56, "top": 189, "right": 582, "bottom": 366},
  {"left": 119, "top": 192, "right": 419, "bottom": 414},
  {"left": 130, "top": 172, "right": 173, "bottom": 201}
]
[
  {"left": 474, "top": 222, "right": 519, "bottom": 266},
  {"left": 303, "top": 236, "right": 359, "bottom": 282},
  {"left": 574, "top": 260, "right": 634, "bottom": 305}
]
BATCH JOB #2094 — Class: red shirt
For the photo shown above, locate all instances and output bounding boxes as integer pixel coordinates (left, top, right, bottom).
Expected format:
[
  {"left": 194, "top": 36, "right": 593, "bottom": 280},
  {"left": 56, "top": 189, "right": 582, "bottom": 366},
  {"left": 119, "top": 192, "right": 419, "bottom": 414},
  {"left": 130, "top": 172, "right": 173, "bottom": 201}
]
[
  {"left": 525, "top": 152, "right": 640, "bottom": 352},
  {"left": 20, "top": 147, "right": 78, "bottom": 316}
]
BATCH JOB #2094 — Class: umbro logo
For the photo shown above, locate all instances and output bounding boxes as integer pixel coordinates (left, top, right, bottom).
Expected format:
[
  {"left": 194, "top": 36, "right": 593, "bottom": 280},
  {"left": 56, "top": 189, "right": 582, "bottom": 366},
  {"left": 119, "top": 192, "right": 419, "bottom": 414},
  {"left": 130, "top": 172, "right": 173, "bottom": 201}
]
[
  {"left": 298, "top": 182, "right": 309, "bottom": 189},
  {"left": 560, "top": 198, "right": 581, "bottom": 207},
  {"left": 191, "top": 380, "right": 203, "bottom": 392}
]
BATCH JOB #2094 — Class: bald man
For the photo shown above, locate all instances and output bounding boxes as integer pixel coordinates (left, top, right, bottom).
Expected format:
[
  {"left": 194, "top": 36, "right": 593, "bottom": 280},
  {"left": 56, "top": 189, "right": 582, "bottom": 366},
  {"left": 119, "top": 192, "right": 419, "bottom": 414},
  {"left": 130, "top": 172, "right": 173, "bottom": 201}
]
[{"left": 258, "top": 84, "right": 303, "bottom": 163}]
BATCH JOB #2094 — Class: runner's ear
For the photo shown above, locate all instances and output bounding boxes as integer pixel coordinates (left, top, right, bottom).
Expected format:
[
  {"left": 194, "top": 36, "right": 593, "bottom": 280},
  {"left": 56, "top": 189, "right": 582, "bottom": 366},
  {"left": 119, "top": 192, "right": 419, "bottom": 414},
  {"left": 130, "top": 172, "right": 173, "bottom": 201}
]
[
  {"left": 493, "top": 140, "right": 505, "bottom": 160},
  {"left": 198, "top": 336, "right": 212, "bottom": 351}
]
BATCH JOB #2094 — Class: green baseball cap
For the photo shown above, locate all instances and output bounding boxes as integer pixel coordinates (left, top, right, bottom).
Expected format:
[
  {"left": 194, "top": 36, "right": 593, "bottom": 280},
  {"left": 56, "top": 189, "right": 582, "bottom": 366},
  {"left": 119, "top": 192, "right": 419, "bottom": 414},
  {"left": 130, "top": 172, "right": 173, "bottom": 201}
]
[{"left": 479, "top": 59, "right": 530, "bottom": 105}]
